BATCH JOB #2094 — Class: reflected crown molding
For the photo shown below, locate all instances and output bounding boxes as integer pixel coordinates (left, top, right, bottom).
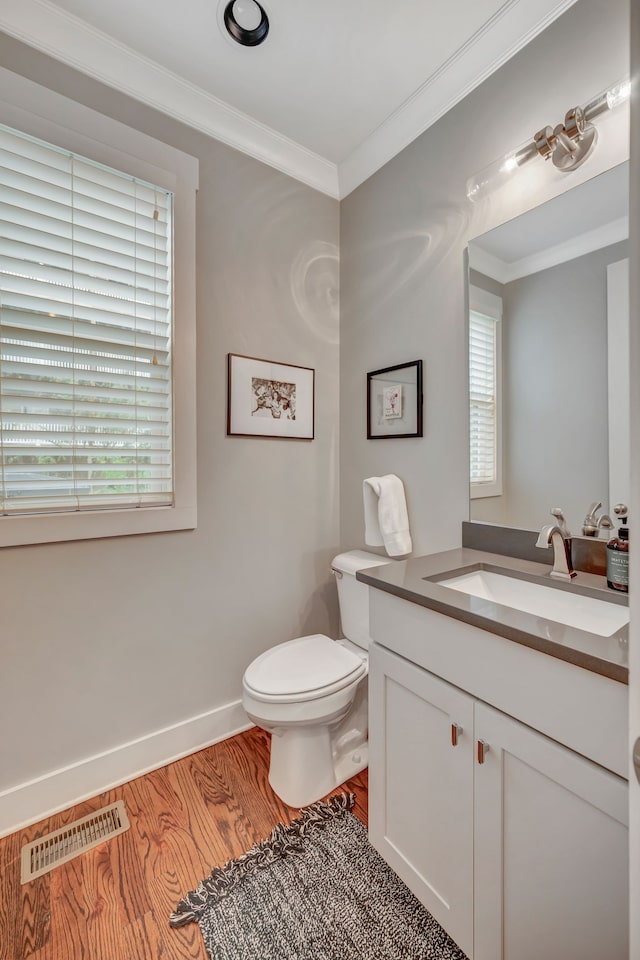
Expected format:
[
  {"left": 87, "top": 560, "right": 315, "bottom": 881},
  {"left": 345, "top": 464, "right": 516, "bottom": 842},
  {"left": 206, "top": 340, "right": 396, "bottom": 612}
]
[{"left": 470, "top": 216, "right": 629, "bottom": 283}]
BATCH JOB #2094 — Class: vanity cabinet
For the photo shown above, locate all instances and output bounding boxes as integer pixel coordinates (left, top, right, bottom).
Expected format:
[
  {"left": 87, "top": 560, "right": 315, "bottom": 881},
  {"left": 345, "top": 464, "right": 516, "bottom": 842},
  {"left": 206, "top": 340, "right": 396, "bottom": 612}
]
[
  {"left": 369, "top": 642, "right": 629, "bottom": 960},
  {"left": 368, "top": 643, "right": 475, "bottom": 955}
]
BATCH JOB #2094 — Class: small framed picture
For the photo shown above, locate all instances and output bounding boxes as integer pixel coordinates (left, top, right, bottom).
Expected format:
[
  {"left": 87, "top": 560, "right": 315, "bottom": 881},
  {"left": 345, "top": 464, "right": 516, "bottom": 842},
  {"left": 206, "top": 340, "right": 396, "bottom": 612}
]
[
  {"left": 367, "top": 360, "right": 423, "bottom": 439},
  {"left": 227, "top": 354, "right": 315, "bottom": 440}
]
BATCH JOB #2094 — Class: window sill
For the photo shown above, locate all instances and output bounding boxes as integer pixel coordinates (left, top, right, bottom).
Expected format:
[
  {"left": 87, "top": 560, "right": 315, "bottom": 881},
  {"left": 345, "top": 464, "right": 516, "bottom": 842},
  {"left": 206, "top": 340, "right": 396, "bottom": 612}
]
[
  {"left": 0, "top": 503, "right": 197, "bottom": 548},
  {"left": 470, "top": 482, "right": 503, "bottom": 500}
]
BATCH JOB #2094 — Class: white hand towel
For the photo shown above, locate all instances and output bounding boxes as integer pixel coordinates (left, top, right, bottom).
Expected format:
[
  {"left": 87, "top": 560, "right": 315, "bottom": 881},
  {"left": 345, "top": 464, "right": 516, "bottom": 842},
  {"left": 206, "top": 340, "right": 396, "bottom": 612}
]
[{"left": 363, "top": 474, "right": 413, "bottom": 557}]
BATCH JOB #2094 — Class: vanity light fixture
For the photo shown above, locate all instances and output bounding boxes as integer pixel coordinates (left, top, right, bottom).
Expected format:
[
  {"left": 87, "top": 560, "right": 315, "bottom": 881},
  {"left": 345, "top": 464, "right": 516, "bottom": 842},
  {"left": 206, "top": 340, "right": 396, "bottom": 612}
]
[
  {"left": 467, "top": 78, "right": 631, "bottom": 202},
  {"left": 223, "top": 0, "right": 269, "bottom": 46}
]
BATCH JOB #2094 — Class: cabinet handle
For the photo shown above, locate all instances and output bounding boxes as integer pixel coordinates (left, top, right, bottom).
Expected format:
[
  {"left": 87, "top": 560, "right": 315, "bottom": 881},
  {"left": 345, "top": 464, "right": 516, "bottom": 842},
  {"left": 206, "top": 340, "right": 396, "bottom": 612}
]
[
  {"left": 477, "top": 739, "right": 490, "bottom": 764},
  {"left": 451, "top": 723, "right": 463, "bottom": 746}
]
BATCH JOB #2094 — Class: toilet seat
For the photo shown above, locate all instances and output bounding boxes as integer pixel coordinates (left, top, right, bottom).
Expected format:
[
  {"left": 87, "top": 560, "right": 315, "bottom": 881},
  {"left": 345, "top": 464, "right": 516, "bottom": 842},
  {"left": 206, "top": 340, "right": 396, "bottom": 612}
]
[{"left": 243, "top": 634, "right": 366, "bottom": 704}]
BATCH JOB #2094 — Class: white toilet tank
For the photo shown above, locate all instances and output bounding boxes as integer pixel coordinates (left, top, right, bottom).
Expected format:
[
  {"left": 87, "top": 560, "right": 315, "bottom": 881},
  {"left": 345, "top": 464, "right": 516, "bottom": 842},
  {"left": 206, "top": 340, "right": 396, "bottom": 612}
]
[{"left": 331, "top": 550, "right": 387, "bottom": 650}]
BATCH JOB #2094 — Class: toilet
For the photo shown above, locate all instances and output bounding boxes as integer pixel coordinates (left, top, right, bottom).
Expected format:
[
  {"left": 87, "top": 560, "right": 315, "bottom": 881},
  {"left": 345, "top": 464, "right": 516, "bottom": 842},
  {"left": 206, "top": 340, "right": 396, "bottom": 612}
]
[{"left": 242, "top": 549, "right": 385, "bottom": 808}]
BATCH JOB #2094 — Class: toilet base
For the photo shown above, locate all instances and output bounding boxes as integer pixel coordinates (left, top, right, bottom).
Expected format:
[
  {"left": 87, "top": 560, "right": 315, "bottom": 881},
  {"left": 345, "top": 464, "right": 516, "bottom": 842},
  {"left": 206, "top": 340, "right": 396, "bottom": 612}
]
[
  {"left": 268, "top": 722, "right": 368, "bottom": 808},
  {"left": 269, "top": 722, "right": 335, "bottom": 808},
  {"left": 334, "top": 741, "right": 368, "bottom": 787}
]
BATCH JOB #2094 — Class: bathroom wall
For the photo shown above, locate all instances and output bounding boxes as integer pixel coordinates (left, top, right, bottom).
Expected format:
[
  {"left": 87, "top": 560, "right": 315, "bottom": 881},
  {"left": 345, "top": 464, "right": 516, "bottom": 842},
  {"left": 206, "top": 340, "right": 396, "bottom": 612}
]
[
  {"left": 0, "top": 35, "right": 340, "bottom": 830},
  {"left": 340, "top": 0, "right": 630, "bottom": 557},
  {"left": 0, "top": 0, "right": 631, "bottom": 833},
  {"left": 471, "top": 241, "right": 628, "bottom": 530}
]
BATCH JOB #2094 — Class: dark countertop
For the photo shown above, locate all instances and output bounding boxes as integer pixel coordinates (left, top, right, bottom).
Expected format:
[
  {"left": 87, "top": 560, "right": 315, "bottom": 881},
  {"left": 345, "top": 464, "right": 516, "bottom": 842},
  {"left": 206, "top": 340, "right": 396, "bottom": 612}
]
[{"left": 357, "top": 548, "right": 629, "bottom": 684}]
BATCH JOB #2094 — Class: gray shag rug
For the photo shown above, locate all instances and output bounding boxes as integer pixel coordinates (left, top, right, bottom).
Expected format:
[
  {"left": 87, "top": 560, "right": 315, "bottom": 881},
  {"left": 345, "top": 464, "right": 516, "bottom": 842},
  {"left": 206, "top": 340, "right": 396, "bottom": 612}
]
[{"left": 170, "top": 793, "right": 468, "bottom": 960}]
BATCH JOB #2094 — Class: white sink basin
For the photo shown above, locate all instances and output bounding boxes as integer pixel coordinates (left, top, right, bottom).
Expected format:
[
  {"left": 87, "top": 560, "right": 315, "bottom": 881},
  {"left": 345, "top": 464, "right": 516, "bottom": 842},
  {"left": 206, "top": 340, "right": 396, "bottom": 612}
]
[{"left": 439, "top": 568, "right": 629, "bottom": 637}]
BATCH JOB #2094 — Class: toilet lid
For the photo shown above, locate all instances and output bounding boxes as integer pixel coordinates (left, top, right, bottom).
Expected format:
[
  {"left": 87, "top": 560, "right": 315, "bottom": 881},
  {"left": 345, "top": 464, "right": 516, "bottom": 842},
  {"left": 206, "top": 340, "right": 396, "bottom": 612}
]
[{"left": 244, "top": 634, "right": 365, "bottom": 698}]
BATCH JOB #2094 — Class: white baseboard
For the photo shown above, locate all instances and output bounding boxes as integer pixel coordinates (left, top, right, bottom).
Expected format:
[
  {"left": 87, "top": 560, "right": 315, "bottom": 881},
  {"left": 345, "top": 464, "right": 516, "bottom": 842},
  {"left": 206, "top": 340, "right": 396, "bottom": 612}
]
[{"left": 0, "top": 699, "right": 252, "bottom": 839}]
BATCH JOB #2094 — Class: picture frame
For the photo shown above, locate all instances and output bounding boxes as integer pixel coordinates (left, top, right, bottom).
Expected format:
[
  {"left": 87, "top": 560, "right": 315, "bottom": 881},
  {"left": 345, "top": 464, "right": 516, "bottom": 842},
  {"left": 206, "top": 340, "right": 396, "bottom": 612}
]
[
  {"left": 367, "top": 360, "right": 423, "bottom": 439},
  {"left": 227, "top": 353, "right": 315, "bottom": 440}
]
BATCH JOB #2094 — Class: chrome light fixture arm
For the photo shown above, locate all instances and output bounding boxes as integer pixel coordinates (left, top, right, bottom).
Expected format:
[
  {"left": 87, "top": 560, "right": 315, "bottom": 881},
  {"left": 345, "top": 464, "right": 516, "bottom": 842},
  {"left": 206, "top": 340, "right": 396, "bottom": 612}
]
[
  {"left": 466, "top": 78, "right": 631, "bottom": 201},
  {"left": 533, "top": 104, "right": 597, "bottom": 172}
]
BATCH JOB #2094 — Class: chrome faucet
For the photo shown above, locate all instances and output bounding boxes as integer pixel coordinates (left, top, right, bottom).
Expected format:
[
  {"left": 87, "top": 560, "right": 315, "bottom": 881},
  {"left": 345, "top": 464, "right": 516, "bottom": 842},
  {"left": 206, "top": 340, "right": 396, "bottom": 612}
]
[
  {"left": 536, "top": 523, "right": 576, "bottom": 580},
  {"left": 581, "top": 501, "right": 613, "bottom": 537}
]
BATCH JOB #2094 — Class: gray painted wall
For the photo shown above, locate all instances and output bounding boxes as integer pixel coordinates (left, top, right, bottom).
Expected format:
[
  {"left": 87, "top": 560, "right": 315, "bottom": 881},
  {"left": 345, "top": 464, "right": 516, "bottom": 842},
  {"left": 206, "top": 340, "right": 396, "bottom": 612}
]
[
  {"left": 340, "top": 0, "right": 629, "bottom": 556},
  {"left": 0, "top": 0, "right": 631, "bottom": 806},
  {"left": 471, "top": 241, "right": 628, "bottom": 530},
  {"left": 0, "top": 36, "right": 340, "bottom": 794}
]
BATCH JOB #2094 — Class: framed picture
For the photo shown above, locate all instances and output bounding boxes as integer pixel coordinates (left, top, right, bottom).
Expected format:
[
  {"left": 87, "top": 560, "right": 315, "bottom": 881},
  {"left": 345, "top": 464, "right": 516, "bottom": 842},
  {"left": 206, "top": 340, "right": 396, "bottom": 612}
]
[
  {"left": 227, "top": 354, "right": 315, "bottom": 440},
  {"left": 367, "top": 360, "right": 423, "bottom": 439}
]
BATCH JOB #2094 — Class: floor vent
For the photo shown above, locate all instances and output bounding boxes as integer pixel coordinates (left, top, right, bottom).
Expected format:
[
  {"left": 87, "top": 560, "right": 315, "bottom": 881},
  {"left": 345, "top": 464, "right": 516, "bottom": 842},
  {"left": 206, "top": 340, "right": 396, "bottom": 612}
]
[{"left": 21, "top": 800, "right": 130, "bottom": 884}]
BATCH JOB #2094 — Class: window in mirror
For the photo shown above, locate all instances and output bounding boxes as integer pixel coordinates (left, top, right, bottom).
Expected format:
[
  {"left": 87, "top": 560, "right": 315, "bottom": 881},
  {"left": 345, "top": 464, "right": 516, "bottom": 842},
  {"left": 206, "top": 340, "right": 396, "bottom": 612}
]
[
  {"left": 469, "top": 286, "right": 502, "bottom": 499},
  {"left": 466, "top": 162, "right": 628, "bottom": 532}
]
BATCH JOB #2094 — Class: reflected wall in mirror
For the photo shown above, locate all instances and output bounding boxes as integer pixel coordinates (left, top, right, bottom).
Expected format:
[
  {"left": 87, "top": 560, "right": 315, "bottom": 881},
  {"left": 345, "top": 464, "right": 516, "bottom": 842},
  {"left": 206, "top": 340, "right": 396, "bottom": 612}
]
[{"left": 468, "top": 161, "right": 629, "bottom": 536}]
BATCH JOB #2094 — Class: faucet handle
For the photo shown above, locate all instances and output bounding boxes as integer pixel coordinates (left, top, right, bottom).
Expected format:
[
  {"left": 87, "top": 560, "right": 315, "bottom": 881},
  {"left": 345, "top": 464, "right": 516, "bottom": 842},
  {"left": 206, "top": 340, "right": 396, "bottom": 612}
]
[
  {"left": 582, "top": 500, "right": 614, "bottom": 536},
  {"left": 582, "top": 500, "right": 602, "bottom": 536},
  {"left": 585, "top": 501, "right": 602, "bottom": 523},
  {"left": 550, "top": 507, "right": 571, "bottom": 538}
]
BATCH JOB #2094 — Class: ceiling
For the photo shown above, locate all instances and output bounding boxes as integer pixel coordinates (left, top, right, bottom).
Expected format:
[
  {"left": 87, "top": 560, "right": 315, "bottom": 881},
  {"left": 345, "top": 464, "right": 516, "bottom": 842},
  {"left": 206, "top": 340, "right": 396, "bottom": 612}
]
[{"left": 0, "top": 0, "right": 579, "bottom": 198}]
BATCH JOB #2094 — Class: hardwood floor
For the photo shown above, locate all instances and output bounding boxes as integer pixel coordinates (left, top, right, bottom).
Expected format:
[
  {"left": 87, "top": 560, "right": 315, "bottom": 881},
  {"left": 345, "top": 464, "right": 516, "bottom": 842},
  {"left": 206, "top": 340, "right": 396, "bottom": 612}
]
[{"left": 0, "top": 728, "right": 368, "bottom": 960}]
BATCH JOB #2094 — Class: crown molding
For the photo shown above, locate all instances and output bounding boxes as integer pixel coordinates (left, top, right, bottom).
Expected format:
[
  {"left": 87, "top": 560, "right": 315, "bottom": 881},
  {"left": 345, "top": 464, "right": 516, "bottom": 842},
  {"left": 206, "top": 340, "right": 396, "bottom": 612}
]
[
  {"left": 0, "top": 0, "right": 579, "bottom": 200},
  {"left": 469, "top": 216, "right": 629, "bottom": 283},
  {"left": 337, "top": 0, "right": 580, "bottom": 196},
  {"left": 469, "top": 246, "right": 510, "bottom": 285},
  {"left": 0, "top": 0, "right": 340, "bottom": 198}
]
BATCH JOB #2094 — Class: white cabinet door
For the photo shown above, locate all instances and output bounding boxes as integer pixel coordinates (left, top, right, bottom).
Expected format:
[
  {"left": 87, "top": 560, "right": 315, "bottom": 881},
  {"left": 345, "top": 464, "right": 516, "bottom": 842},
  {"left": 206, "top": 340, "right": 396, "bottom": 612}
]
[
  {"left": 368, "top": 643, "right": 475, "bottom": 957},
  {"left": 474, "top": 701, "right": 629, "bottom": 960}
]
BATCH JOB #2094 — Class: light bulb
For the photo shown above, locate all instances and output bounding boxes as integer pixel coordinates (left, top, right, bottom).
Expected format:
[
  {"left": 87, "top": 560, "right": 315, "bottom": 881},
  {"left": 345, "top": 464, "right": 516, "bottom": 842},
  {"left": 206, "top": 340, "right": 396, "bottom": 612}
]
[
  {"left": 466, "top": 140, "right": 537, "bottom": 202},
  {"left": 223, "top": 0, "right": 269, "bottom": 46},
  {"left": 232, "top": 0, "right": 263, "bottom": 31},
  {"left": 583, "top": 77, "right": 631, "bottom": 120},
  {"left": 607, "top": 80, "right": 631, "bottom": 110}
]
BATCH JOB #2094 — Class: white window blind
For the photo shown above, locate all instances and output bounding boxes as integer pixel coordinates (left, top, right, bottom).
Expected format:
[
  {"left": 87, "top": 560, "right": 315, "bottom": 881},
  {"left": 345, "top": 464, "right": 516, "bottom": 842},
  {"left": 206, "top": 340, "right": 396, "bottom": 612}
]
[
  {"left": 0, "top": 123, "right": 174, "bottom": 516},
  {"left": 469, "top": 308, "right": 498, "bottom": 487}
]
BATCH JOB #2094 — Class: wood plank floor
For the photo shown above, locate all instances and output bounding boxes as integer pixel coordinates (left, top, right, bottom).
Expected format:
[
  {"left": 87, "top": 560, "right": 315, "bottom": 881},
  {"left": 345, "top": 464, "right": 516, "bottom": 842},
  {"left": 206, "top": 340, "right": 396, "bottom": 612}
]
[{"left": 0, "top": 728, "right": 368, "bottom": 960}]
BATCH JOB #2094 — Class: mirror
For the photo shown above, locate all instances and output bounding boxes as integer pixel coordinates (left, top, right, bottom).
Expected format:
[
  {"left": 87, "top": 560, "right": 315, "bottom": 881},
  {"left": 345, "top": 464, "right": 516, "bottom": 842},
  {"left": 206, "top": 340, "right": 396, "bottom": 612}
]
[{"left": 468, "top": 162, "right": 629, "bottom": 536}]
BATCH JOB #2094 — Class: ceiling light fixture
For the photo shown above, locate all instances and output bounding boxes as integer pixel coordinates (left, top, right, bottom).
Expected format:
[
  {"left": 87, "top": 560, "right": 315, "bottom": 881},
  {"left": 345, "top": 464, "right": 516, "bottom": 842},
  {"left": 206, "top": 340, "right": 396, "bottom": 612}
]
[
  {"left": 223, "top": 0, "right": 269, "bottom": 47},
  {"left": 467, "top": 78, "right": 631, "bottom": 202}
]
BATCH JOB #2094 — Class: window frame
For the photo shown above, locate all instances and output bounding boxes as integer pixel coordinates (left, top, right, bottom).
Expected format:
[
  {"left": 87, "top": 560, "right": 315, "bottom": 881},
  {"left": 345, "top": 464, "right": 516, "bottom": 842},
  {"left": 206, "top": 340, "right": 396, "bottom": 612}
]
[
  {"left": 469, "top": 285, "right": 503, "bottom": 501},
  {"left": 0, "top": 70, "right": 198, "bottom": 547}
]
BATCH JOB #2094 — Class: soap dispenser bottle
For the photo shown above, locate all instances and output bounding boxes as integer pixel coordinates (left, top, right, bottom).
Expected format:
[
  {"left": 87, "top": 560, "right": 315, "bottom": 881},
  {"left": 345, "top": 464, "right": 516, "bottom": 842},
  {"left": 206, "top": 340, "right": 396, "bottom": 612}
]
[{"left": 606, "top": 503, "right": 629, "bottom": 593}]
